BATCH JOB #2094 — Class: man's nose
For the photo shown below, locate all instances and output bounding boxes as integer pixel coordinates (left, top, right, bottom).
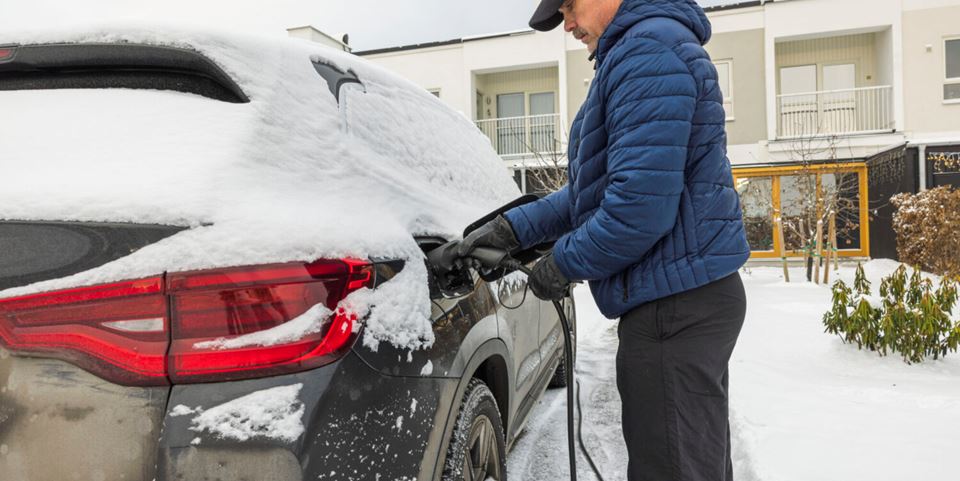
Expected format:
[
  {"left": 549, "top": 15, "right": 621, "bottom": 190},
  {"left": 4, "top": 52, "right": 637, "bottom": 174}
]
[{"left": 563, "top": 14, "right": 576, "bottom": 33}]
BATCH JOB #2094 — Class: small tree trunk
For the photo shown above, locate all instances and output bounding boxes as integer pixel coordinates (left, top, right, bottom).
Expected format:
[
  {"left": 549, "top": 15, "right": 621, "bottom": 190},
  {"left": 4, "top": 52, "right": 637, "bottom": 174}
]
[
  {"left": 814, "top": 220, "right": 824, "bottom": 285},
  {"left": 825, "top": 212, "right": 837, "bottom": 284},
  {"left": 830, "top": 212, "right": 839, "bottom": 271},
  {"left": 776, "top": 216, "right": 790, "bottom": 282},
  {"left": 800, "top": 219, "right": 810, "bottom": 281}
]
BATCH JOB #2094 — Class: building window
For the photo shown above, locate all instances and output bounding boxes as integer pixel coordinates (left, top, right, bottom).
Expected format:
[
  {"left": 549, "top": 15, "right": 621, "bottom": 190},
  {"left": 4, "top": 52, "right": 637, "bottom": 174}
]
[
  {"left": 714, "top": 60, "right": 734, "bottom": 121},
  {"left": 733, "top": 163, "right": 870, "bottom": 259},
  {"left": 737, "top": 176, "right": 774, "bottom": 251},
  {"left": 529, "top": 92, "right": 559, "bottom": 155},
  {"left": 945, "top": 38, "right": 960, "bottom": 102},
  {"left": 511, "top": 166, "right": 567, "bottom": 195}
]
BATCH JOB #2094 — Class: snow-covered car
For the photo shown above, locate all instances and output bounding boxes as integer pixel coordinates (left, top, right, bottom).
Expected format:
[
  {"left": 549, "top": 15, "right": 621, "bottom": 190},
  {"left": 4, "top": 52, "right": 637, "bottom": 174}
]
[{"left": 0, "top": 27, "right": 574, "bottom": 481}]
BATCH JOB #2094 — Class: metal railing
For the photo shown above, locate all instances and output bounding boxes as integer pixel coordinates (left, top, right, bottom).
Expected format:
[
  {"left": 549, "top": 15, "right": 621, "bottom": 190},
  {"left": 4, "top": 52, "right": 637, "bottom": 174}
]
[
  {"left": 475, "top": 113, "right": 562, "bottom": 159},
  {"left": 777, "top": 85, "right": 894, "bottom": 139}
]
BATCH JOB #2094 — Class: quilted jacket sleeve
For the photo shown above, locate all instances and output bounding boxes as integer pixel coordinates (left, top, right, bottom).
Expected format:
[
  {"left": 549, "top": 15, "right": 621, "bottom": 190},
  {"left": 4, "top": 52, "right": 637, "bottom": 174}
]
[
  {"left": 552, "top": 36, "right": 698, "bottom": 281},
  {"left": 503, "top": 184, "right": 573, "bottom": 250}
]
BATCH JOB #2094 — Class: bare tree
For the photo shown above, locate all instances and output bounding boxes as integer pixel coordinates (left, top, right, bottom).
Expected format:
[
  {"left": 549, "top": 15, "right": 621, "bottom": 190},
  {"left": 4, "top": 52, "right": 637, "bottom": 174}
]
[
  {"left": 520, "top": 121, "right": 568, "bottom": 194},
  {"left": 778, "top": 134, "right": 862, "bottom": 260},
  {"left": 525, "top": 145, "right": 568, "bottom": 194}
]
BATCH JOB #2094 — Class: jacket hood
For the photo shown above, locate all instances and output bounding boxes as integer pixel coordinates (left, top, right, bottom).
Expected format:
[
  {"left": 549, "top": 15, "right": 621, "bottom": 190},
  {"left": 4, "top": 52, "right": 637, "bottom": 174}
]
[{"left": 596, "top": 0, "right": 712, "bottom": 65}]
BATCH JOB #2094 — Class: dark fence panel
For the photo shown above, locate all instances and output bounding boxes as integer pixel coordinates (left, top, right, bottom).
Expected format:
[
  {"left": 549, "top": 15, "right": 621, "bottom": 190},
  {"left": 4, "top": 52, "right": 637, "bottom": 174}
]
[{"left": 867, "top": 145, "right": 918, "bottom": 261}]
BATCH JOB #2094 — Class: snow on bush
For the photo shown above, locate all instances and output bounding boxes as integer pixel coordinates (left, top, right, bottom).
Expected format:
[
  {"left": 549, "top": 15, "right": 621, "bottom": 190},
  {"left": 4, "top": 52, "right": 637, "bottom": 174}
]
[
  {"left": 891, "top": 187, "right": 960, "bottom": 277},
  {"left": 172, "top": 384, "right": 306, "bottom": 444},
  {"left": 824, "top": 263, "right": 960, "bottom": 363}
]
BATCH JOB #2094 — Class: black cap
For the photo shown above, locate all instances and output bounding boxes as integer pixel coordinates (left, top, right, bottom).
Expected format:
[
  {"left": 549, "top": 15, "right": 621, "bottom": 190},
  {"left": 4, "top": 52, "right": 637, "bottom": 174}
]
[{"left": 529, "top": 0, "right": 565, "bottom": 32}]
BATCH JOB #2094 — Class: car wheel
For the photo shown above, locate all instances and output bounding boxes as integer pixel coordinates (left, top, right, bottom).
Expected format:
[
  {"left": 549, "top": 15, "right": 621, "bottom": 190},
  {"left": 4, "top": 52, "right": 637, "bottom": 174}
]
[
  {"left": 442, "top": 378, "right": 507, "bottom": 481},
  {"left": 548, "top": 353, "right": 569, "bottom": 388}
]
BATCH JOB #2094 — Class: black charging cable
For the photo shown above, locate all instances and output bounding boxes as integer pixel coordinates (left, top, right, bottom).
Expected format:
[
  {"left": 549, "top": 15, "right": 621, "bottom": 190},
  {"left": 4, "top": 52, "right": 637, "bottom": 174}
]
[
  {"left": 497, "top": 260, "right": 606, "bottom": 481},
  {"left": 432, "top": 242, "right": 607, "bottom": 481}
]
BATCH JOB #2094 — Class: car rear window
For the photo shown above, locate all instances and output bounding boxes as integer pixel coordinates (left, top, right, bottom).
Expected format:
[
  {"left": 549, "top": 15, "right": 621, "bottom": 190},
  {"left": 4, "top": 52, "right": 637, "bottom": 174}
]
[
  {"left": 0, "top": 43, "right": 248, "bottom": 103},
  {"left": 0, "top": 221, "right": 186, "bottom": 291}
]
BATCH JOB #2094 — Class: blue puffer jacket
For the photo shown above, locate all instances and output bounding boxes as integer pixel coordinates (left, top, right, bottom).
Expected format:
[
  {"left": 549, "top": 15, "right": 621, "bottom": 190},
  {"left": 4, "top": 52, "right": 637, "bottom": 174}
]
[{"left": 504, "top": 0, "right": 750, "bottom": 319}]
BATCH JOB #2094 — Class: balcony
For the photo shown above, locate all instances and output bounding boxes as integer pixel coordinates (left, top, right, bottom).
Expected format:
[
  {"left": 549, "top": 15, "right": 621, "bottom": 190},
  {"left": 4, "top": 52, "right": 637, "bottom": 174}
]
[
  {"left": 777, "top": 86, "right": 894, "bottom": 139},
  {"left": 475, "top": 113, "right": 563, "bottom": 160}
]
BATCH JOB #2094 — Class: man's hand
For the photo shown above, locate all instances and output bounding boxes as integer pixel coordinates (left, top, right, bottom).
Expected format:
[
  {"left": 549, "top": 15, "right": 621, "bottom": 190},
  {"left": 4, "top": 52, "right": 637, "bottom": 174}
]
[
  {"left": 529, "top": 253, "right": 570, "bottom": 301},
  {"left": 457, "top": 215, "right": 520, "bottom": 258}
]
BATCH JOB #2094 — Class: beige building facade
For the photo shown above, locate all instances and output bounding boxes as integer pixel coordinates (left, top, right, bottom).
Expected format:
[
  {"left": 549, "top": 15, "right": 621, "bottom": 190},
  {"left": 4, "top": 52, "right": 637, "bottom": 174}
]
[{"left": 339, "top": 0, "right": 960, "bottom": 259}]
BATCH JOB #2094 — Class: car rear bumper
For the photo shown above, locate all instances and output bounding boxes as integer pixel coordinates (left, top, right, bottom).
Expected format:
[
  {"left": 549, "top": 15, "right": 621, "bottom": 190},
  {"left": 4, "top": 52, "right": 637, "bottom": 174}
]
[
  {"left": 0, "top": 348, "right": 168, "bottom": 481},
  {"left": 159, "top": 350, "right": 457, "bottom": 481},
  {"left": 0, "top": 345, "right": 458, "bottom": 481}
]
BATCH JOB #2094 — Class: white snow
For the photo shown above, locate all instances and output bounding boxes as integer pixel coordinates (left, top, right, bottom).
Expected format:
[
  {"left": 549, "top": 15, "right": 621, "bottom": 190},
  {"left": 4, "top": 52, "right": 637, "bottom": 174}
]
[
  {"left": 509, "top": 260, "right": 960, "bottom": 481},
  {"left": 420, "top": 360, "right": 434, "bottom": 376},
  {"left": 0, "top": 23, "right": 520, "bottom": 351},
  {"left": 340, "top": 260, "right": 435, "bottom": 351},
  {"left": 193, "top": 303, "right": 334, "bottom": 350},
  {"left": 184, "top": 383, "right": 306, "bottom": 443},
  {"left": 168, "top": 404, "right": 199, "bottom": 417}
]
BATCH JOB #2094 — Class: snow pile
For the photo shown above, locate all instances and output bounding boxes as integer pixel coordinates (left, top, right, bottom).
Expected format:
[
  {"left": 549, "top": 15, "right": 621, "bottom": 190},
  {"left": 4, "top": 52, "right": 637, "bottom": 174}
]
[
  {"left": 172, "top": 383, "right": 306, "bottom": 444},
  {"left": 730, "top": 262, "right": 960, "bottom": 481},
  {"left": 340, "top": 260, "right": 434, "bottom": 351},
  {"left": 0, "top": 23, "right": 520, "bottom": 351}
]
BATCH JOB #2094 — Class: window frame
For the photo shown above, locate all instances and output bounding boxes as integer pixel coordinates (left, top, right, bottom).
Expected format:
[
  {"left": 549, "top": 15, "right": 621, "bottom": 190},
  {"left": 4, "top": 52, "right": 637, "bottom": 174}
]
[
  {"left": 713, "top": 59, "right": 735, "bottom": 122},
  {"left": 944, "top": 36, "right": 960, "bottom": 104},
  {"left": 732, "top": 163, "right": 871, "bottom": 259}
]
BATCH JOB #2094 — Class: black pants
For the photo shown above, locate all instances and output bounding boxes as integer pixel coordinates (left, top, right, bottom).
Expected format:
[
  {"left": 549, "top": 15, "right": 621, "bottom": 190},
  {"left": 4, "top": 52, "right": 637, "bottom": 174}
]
[{"left": 616, "top": 273, "right": 746, "bottom": 481}]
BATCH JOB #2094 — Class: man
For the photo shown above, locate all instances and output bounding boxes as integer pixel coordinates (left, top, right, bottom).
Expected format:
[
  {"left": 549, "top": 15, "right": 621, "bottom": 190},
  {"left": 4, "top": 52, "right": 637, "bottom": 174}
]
[{"left": 459, "top": 0, "right": 750, "bottom": 479}]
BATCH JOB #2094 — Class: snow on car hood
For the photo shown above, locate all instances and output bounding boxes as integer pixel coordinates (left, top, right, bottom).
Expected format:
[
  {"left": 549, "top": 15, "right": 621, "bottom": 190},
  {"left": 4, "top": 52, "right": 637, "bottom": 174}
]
[{"left": 0, "top": 24, "right": 520, "bottom": 350}]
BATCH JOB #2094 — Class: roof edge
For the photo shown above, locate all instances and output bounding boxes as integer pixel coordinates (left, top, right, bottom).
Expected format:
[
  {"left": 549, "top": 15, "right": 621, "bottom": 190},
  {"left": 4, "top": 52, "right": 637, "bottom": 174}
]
[
  {"left": 355, "top": 29, "right": 534, "bottom": 57},
  {"left": 356, "top": 1, "right": 771, "bottom": 56},
  {"left": 702, "top": 1, "right": 767, "bottom": 13}
]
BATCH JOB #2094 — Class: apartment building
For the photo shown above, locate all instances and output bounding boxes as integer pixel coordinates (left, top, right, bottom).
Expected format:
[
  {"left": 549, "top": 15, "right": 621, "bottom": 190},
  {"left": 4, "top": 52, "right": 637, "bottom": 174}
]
[{"left": 344, "top": 0, "right": 960, "bottom": 260}]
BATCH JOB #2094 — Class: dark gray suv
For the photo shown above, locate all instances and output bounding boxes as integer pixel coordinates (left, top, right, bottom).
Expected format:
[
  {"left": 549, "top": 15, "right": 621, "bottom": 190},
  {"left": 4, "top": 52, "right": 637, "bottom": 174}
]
[{"left": 0, "top": 30, "right": 574, "bottom": 481}]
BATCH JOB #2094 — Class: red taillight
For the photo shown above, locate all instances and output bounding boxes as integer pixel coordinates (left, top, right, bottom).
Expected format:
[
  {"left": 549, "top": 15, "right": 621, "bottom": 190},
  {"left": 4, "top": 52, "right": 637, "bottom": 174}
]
[
  {"left": 0, "top": 277, "right": 168, "bottom": 386},
  {"left": 0, "top": 259, "right": 375, "bottom": 386},
  {"left": 167, "top": 259, "right": 374, "bottom": 383},
  {"left": 0, "top": 46, "right": 15, "bottom": 62}
]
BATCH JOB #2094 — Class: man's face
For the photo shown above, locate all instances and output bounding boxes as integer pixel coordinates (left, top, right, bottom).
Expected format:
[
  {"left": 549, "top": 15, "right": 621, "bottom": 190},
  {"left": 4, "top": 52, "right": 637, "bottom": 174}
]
[{"left": 559, "top": 0, "right": 622, "bottom": 53}]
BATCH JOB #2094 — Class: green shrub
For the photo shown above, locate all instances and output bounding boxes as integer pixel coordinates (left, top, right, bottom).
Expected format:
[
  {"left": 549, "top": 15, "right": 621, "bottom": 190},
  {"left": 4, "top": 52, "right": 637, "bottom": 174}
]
[{"left": 823, "top": 264, "right": 960, "bottom": 364}]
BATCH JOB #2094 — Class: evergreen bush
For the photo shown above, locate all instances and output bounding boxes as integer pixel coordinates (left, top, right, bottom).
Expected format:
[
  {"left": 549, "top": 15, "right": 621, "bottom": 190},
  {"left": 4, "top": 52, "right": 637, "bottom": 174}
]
[{"left": 823, "top": 264, "right": 960, "bottom": 364}]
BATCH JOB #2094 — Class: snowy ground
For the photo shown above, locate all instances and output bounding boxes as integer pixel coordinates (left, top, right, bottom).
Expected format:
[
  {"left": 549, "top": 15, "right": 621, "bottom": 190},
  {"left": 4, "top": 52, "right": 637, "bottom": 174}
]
[{"left": 507, "top": 260, "right": 960, "bottom": 481}]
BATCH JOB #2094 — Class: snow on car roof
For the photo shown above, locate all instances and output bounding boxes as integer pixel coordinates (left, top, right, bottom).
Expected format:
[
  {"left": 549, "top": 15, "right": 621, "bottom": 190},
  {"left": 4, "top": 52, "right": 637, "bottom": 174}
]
[{"left": 0, "top": 24, "right": 520, "bottom": 350}]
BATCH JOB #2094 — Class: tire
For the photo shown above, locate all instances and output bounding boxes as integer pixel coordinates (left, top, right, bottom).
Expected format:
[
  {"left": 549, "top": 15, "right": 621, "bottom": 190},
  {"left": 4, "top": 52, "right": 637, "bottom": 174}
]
[
  {"left": 442, "top": 378, "right": 507, "bottom": 481},
  {"left": 548, "top": 353, "right": 569, "bottom": 388},
  {"left": 548, "top": 295, "right": 576, "bottom": 389}
]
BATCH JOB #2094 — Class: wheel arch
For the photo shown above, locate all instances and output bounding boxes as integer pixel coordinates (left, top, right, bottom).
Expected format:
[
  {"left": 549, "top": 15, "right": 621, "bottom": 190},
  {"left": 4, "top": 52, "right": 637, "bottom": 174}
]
[{"left": 431, "top": 338, "right": 514, "bottom": 481}]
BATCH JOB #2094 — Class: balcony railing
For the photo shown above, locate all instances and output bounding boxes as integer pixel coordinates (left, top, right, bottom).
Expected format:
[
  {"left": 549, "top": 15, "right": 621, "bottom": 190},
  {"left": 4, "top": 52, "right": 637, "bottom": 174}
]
[
  {"left": 476, "top": 114, "right": 562, "bottom": 159},
  {"left": 777, "top": 85, "right": 894, "bottom": 139}
]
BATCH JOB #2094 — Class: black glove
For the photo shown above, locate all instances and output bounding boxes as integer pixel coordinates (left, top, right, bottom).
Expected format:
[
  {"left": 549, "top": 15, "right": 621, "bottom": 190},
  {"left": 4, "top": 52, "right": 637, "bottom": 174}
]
[
  {"left": 457, "top": 215, "right": 520, "bottom": 258},
  {"left": 528, "top": 254, "right": 570, "bottom": 301}
]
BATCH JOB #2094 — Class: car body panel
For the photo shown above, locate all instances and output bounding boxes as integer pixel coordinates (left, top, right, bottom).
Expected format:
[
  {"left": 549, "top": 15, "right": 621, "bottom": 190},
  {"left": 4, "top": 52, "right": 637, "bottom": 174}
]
[
  {"left": 158, "top": 351, "right": 454, "bottom": 481},
  {"left": 352, "top": 271, "right": 499, "bottom": 380},
  {"left": 0, "top": 348, "right": 167, "bottom": 481}
]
